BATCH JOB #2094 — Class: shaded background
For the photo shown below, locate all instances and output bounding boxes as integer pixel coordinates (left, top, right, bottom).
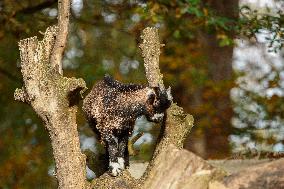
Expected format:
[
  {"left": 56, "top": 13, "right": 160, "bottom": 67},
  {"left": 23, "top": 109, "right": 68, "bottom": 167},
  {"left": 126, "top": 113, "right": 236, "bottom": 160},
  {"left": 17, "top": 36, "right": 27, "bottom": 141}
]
[{"left": 0, "top": 0, "right": 283, "bottom": 188}]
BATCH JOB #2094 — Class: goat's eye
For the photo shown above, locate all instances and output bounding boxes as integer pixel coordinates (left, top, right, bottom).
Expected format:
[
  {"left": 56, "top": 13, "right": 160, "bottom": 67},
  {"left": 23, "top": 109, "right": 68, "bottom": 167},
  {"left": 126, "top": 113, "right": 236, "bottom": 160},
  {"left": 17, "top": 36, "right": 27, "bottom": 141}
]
[{"left": 147, "top": 93, "right": 155, "bottom": 105}]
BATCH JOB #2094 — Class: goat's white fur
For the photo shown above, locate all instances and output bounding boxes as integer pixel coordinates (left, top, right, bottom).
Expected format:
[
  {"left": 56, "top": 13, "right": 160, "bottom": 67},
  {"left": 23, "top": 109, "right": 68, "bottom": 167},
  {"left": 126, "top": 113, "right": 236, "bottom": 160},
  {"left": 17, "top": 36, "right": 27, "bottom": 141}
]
[
  {"left": 118, "top": 157, "right": 125, "bottom": 170},
  {"left": 151, "top": 113, "right": 164, "bottom": 120},
  {"left": 109, "top": 161, "right": 122, "bottom": 176}
]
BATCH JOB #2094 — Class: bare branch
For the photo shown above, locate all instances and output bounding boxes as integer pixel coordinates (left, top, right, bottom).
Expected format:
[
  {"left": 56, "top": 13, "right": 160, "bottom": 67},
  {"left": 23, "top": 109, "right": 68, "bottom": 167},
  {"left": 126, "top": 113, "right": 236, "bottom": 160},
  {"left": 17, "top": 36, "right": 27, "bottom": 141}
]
[
  {"left": 14, "top": 87, "right": 31, "bottom": 103},
  {"left": 50, "top": 0, "right": 70, "bottom": 74},
  {"left": 139, "top": 27, "right": 165, "bottom": 89},
  {"left": 138, "top": 28, "right": 195, "bottom": 186},
  {"left": 128, "top": 132, "right": 144, "bottom": 156}
]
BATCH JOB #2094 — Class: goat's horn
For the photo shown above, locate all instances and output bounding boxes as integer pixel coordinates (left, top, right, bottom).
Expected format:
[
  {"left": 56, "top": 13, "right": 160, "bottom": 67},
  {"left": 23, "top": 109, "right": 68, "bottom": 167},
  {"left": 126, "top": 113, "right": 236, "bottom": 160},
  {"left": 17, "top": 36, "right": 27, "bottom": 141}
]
[{"left": 166, "top": 87, "right": 173, "bottom": 102}]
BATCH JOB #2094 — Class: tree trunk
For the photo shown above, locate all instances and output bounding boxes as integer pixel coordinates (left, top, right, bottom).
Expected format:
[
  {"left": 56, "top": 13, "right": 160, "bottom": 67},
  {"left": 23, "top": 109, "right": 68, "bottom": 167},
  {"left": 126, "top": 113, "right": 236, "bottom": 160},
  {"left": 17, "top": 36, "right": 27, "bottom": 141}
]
[
  {"left": 14, "top": 1, "right": 90, "bottom": 188},
  {"left": 186, "top": 0, "right": 238, "bottom": 159}
]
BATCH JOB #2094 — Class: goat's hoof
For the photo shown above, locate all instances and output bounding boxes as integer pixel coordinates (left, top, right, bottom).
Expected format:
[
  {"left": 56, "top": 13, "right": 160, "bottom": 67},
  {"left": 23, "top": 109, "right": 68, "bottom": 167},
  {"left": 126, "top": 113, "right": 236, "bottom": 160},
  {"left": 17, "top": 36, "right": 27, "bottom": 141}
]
[
  {"left": 118, "top": 157, "right": 125, "bottom": 170},
  {"left": 109, "top": 162, "right": 122, "bottom": 177}
]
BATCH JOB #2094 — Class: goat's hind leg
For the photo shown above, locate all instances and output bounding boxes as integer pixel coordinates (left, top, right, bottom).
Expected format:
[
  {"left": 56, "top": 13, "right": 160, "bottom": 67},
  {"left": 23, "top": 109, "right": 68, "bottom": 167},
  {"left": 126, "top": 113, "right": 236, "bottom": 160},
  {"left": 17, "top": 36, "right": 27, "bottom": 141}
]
[
  {"left": 118, "top": 135, "right": 129, "bottom": 170},
  {"left": 106, "top": 134, "right": 122, "bottom": 176}
]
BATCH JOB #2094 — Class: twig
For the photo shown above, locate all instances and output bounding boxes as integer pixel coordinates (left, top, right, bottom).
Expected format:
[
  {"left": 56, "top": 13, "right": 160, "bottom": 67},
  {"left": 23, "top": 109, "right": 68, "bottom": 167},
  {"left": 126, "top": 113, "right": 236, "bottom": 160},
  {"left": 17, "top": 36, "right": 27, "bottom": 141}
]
[{"left": 128, "top": 132, "right": 144, "bottom": 156}]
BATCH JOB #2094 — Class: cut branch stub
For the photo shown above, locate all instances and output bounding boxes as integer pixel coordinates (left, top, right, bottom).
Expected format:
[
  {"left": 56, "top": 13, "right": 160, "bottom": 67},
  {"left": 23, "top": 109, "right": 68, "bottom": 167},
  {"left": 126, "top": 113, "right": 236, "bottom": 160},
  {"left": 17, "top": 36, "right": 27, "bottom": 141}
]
[
  {"left": 139, "top": 27, "right": 165, "bottom": 89},
  {"left": 16, "top": 26, "right": 58, "bottom": 105},
  {"left": 14, "top": 87, "right": 31, "bottom": 103}
]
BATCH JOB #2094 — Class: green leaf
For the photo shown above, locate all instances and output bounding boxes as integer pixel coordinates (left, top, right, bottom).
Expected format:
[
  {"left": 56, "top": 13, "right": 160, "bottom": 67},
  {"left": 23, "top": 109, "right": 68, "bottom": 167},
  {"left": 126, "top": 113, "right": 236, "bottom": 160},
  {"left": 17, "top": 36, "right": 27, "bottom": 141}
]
[{"left": 187, "top": 6, "right": 203, "bottom": 17}]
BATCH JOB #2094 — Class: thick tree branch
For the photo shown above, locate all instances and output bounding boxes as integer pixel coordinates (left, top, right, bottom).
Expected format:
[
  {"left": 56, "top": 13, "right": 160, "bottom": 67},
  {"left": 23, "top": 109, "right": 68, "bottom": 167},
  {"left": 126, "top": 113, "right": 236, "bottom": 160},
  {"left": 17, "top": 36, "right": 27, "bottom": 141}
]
[
  {"left": 50, "top": 0, "right": 70, "bottom": 74},
  {"left": 15, "top": 25, "right": 89, "bottom": 189},
  {"left": 138, "top": 27, "right": 194, "bottom": 183},
  {"left": 139, "top": 27, "right": 165, "bottom": 89},
  {"left": 14, "top": 1, "right": 89, "bottom": 188},
  {"left": 143, "top": 145, "right": 224, "bottom": 189}
]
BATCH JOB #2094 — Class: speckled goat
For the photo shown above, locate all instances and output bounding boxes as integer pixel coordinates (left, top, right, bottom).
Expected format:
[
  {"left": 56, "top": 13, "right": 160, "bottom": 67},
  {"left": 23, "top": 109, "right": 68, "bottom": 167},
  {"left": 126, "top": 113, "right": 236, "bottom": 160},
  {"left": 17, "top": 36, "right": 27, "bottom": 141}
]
[{"left": 82, "top": 75, "right": 172, "bottom": 176}]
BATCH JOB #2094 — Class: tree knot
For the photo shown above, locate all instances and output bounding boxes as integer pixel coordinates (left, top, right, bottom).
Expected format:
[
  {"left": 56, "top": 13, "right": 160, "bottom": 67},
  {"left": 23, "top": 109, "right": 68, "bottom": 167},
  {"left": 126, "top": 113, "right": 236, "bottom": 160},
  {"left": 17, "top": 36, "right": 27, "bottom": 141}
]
[{"left": 14, "top": 87, "right": 33, "bottom": 103}]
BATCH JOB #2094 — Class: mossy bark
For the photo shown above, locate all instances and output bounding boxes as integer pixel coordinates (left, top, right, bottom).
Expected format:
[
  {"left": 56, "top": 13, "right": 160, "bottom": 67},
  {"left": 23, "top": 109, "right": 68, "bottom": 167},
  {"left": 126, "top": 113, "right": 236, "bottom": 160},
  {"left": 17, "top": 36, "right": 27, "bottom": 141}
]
[
  {"left": 14, "top": 0, "right": 90, "bottom": 188},
  {"left": 14, "top": 25, "right": 89, "bottom": 189}
]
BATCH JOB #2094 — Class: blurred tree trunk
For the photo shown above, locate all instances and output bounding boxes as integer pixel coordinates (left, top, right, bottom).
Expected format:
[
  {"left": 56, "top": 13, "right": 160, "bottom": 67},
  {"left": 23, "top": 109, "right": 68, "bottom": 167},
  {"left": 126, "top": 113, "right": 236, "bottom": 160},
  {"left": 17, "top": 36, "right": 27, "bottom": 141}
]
[{"left": 186, "top": 0, "right": 238, "bottom": 158}]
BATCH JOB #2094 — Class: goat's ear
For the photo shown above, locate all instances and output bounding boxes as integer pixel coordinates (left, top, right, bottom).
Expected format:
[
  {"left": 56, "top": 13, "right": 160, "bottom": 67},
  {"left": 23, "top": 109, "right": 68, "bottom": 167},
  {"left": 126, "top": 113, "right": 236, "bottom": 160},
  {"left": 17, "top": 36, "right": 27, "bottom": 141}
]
[
  {"left": 146, "top": 89, "right": 155, "bottom": 104},
  {"left": 166, "top": 87, "right": 173, "bottom": 102}
]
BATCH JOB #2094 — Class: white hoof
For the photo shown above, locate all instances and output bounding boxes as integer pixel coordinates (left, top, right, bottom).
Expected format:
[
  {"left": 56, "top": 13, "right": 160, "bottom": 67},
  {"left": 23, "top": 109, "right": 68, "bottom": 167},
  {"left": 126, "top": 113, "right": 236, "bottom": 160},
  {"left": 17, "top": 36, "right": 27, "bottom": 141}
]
[
  {"left": 109, "top": 161, "right": 122, "bottom": 176},
  {"left": 118, "top": 157, "right": 125, "bottom": 170}
]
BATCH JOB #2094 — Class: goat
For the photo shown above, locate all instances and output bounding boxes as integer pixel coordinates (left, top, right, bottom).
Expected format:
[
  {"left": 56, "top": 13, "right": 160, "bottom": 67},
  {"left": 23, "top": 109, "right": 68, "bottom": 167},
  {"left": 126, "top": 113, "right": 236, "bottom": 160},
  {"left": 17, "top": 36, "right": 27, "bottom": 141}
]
[{"left": 82, "top": 75, "right": 172, "bottom": 176}]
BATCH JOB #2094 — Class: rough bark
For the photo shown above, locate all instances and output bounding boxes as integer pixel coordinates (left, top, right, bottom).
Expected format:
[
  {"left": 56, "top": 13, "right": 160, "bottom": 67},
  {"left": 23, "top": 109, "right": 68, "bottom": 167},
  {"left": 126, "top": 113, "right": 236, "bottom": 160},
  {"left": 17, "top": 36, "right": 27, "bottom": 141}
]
[
  {"left": 139, "top": 27, "right": 165, "bottom": 89},
  {"left": 141, "top": 104, "right": 194, "bottom": 183},
  {"left": 141, "top": 147, "right": 284, "bottom": 189},
  {"left": 14, "top": 1, "right": 89, "bottom": 188}
]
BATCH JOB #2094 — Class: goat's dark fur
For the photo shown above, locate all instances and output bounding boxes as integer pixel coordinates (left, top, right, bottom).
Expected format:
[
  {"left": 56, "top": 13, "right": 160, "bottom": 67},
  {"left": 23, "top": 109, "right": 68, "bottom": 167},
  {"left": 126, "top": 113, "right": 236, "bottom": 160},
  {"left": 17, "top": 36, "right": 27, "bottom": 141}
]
[{"left": 82, "top": 75, "right": 172, "bottom": 176}]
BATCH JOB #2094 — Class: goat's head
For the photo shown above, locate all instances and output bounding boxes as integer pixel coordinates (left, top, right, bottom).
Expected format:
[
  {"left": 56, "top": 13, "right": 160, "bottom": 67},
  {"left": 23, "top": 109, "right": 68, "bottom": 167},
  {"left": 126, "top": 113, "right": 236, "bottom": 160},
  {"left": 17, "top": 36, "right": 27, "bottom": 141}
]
[{"left": 144, "top": 85, "right": 172, "bottom": 123}]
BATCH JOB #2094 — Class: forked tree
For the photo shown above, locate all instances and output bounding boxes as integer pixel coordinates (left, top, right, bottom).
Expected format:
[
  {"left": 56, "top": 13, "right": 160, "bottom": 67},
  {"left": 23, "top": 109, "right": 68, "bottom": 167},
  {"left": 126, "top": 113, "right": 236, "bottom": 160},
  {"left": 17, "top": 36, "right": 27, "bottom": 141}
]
[{"left": 14, "top": 0, "right": 284, "bottom": 189}]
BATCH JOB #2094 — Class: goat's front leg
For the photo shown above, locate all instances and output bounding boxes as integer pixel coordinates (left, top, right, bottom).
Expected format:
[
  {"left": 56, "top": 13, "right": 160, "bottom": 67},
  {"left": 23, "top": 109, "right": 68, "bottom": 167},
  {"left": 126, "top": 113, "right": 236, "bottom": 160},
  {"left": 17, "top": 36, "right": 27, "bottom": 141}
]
[
  {"left": 118, "top": 135, "right": 129, "bottom": 170},
  {"left": 106, "top": 134, "right": 122, "bottom": 176}
]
